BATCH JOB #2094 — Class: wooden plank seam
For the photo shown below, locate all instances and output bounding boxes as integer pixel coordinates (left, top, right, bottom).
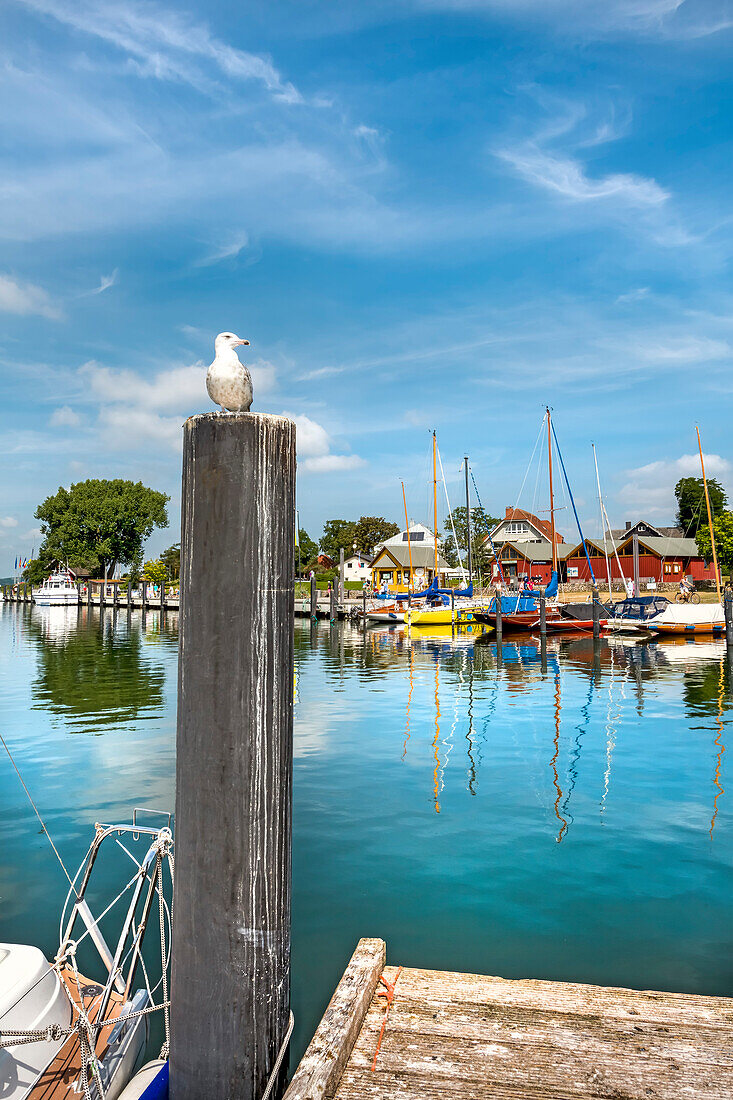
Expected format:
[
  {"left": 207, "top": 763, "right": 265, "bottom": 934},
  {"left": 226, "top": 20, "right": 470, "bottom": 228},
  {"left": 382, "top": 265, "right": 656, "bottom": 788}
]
[{"left": 371, "top": 967, "right": 402, "bottom": 1072}]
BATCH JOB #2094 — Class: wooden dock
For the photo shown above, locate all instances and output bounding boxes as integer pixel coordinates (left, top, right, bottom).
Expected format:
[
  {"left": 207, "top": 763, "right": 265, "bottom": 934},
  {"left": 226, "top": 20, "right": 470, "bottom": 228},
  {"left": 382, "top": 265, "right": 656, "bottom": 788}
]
[{"left": 285, "top": 939, "right": 733, "bottom": 1100}]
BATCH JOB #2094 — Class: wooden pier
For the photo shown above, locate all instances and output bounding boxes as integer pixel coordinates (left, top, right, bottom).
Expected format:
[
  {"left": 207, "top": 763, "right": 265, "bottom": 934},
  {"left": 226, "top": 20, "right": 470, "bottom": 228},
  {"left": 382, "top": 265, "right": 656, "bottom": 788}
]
[{"left": 285, "top": 939, "right": 733, "bottom": 1100}]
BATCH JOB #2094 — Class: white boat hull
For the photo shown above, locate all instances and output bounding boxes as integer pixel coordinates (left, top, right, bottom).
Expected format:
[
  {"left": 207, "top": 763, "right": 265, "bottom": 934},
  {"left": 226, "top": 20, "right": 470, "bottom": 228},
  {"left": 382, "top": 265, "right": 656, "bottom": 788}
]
[{"left": 34, "top": 591, "right": 80, "bottom": 606}]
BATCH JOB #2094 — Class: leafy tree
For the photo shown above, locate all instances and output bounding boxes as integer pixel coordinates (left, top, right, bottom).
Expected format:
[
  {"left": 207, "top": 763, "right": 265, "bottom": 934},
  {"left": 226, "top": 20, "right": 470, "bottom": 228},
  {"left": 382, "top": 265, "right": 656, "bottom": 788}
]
[
  {"left": 695, "top": 511, "right": 733, "bottom": 573},
  {"left": 160, "top": 543, "right": 180, "bottom": 581},
  {"left": 320, "top": 519, "right": 357, "bottom": 561},
  {"left": 34, "top": 479, "right": 169, "bottom": 579},
  {"left": 296, "top": 529, "right": 318, "bottom": 574},
  {"left": 352, "top": 516, "right": 399, "bottom": 555},
  {"left": 23, "top": 558, "right": 47, "bottom": 586},
  {"left": 441, "top": 506, "right": 499, "bottom": 576},
  {"left": 675, "top": 477, "right": 727, "bottom": 536},
  {"left": 142, "top": 559, "right": 167, "bottom": 586}
]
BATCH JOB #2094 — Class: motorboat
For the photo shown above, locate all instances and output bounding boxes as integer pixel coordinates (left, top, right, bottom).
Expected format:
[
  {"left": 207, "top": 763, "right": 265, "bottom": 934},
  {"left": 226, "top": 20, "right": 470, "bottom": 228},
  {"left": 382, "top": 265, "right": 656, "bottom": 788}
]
[
  {"left": 33, "top": 570, "right": 79, "bottom": 607},
  {"left": 604, "top": 595, "right": 670, "bottom": 634},
  {"left": 0, "top": 813, "right": 173, "bottom": 1100}
]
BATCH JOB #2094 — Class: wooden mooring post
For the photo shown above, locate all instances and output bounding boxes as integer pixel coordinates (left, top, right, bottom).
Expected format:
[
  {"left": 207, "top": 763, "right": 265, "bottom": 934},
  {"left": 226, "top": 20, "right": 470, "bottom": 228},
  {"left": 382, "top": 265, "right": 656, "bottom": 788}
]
[
  {"left": 725, "top": 585, "right": 733, "bottom": 649},
  {"left": 141, "top": 580, "right": 147, "bottom": 613},
  {"left": 160, "top": 581, "right": 166, "bottom": 614},
  {"left": 171, "top": 412, "right": 295, "bottom": 1100},
  {"left": 310, "top": 574, "right": 317, "bottom": 620},
  {"left": 592, "top": 587, "right": 600, "bottom": 640},
  {"left": 329, "top": 582, "right": 337, "bottom": 623}
]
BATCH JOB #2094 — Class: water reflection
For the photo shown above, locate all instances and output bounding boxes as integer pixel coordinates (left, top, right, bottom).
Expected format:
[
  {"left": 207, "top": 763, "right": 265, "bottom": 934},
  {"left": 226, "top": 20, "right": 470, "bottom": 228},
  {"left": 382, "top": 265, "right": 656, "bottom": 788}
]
[
  {"left": 27, "top": 605, "right": 170, "bottom": 734},
  {"left": 295, "top": 619, "right": 731, "bottom": 843}
]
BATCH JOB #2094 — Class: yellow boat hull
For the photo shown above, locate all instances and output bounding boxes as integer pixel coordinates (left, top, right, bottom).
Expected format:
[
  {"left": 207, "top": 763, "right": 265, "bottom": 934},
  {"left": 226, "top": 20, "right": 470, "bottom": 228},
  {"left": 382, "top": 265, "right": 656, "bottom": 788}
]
[{"left": 409, "top": 605, "right": 491, "bottom": 628}]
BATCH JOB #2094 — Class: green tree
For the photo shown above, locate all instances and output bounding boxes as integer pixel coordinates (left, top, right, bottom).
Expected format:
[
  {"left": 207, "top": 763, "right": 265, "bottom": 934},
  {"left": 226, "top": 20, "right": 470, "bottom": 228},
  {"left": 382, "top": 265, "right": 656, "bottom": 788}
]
[
  {"left": 441, "top": 506, "right": 499, "bottom": 576},
  {"left": 319, "top": 519, "right": 357, "bottom": 561},
  {"left": 160, "top": 543, "right": 180, "bottom": 581},
  {"left": 675, "top": 477, "right": 727, "bottom": 536},
  {"left": 23, "top": 558, "right": 47, "bottom": 586},
  {"left": 695, "top": 511, "right": 733, "bottom": 573},
  {"left": 142, "top": 559, "right": 167, "bottom": 586},
  {"left": 352, "top": 516, "right": 399, "bottom": 555},
  {"left": 34, "top": 479, "right": 169, "bottom": 579},
  {"left": 296, "top": 528, "right": 318, "bottom": 574}
]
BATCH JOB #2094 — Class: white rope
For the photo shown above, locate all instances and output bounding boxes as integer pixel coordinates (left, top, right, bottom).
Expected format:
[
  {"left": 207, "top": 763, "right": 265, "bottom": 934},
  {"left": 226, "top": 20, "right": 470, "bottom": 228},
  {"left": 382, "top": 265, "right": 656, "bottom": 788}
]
[{"left": 261, "top": 1012, "right": 295, "bottom": 1100}]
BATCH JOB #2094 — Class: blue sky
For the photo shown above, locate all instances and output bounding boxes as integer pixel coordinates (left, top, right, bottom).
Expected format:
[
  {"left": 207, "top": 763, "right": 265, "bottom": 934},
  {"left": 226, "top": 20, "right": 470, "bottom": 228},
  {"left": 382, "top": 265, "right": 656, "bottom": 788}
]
[{"left": 1, "top": 0, "right": 732, "bottom": 570}]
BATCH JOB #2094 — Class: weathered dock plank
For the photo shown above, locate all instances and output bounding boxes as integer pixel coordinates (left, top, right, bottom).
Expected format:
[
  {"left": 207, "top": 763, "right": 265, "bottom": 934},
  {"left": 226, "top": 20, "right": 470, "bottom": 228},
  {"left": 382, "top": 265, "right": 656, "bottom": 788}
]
[
  {"left": 295, "top": 950, "right": 733, "bottom": 1100},
  {"left": 284, "top": 938, "right": 385, "bottom": 1100}
]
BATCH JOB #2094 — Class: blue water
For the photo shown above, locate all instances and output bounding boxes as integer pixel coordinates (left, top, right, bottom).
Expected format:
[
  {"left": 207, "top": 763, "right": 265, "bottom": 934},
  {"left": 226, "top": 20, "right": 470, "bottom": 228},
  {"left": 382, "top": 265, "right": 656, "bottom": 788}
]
[{"left": 0, "top": 603, "right": 731, "bottom": 1066}]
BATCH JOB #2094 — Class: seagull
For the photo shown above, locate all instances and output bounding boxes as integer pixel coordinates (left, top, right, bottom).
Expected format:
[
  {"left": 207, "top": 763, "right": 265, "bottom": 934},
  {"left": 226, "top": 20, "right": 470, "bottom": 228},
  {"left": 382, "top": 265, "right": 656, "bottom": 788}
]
[{"left": 206, "top": 332, "right": 253, "bottom": 413}]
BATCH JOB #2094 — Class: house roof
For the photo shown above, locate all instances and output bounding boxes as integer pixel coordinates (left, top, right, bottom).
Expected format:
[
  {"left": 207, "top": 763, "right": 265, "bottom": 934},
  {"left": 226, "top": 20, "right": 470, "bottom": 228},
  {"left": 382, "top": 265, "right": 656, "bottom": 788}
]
[
  {"left": 345, "top": 553, "right": 372, "bottom": 565},
  {"left": 489, "top": 507, "right": 565, "bottom": 544},
  {"left": 635, "top": 536, "right": 703, "bottom": 558},
  {"left": 380, "top": 523, "right": 436, "bottom": 549},
  {"left": 371, "top": 544, "right": 449, "bottom": 570},
  {"left": 610, "top": 522, "right": 684, "bottom": 538},
  {"left": 499, "top": 540, "right": 574, "bottom": 562}
]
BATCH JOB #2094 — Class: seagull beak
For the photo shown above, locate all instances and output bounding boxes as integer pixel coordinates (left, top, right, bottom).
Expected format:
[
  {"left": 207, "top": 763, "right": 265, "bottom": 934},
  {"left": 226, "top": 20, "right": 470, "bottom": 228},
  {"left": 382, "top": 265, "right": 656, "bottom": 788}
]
[{"left": 235, "top": 339, "right": 250, "bottom": 347}]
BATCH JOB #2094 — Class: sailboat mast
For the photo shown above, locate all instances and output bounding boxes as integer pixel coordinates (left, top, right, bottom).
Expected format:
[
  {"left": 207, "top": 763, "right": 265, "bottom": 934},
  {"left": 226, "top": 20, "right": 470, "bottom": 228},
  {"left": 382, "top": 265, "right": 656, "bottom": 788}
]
[
  {"left": 592, "top": 443, "right": 612, "bottom": 602},
  {"left": 433, "top": 431, "right": 438, "bottom": 582},
  {"left": 696, "top": 426, "right": 722, "bottom": 604},
  {"left": 547, "top": 408, "right": 558, "bottom": 573},
  {"left": 464, "top": 456, "right": 472, "bottom": 584},
  {"left": 401, "top": 480, "right": 414, "bottom": 589}
]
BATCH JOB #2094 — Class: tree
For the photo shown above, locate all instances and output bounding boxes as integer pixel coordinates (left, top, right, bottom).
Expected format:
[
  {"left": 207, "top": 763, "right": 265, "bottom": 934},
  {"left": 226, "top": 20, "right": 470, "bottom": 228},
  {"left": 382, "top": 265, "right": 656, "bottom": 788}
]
[
  {"left": 296, "top": 529, "right": 318, "bottom": 575},
  {"left": 23, "top": 558, "right": 47, "bottom": 586},
  {"left": 142, "top": 559, "right": 167, "bottom": 586},
  {"left": 675, "top": 477, "right": 727, "bottom": 537},
  {"left": 695, "top": 511, "right": 733, "bottom": 574},
  {"left": 441, "top": 506, "right": 499, "bottom": 576},
  {"left": 320, "top": 519, "right": 357, "bottom": 561},
  {"left": 160, "top": 543, "right": 180, "bottom": 581},
  {"left": 352, "top": 516, "right": 399, "bottom": 555},
  {"left": 34, "top": 479, "right": 169, "bottom": 578}
]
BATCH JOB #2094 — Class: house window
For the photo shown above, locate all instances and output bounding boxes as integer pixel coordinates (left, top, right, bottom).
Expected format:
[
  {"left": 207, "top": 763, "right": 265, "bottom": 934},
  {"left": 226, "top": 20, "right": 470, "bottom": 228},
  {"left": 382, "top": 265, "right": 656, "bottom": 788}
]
[
  {"left": 664, "top": 563, "right": 672, "bottom": 574},
  {"left": 673, "top": 563, "right": 681, "bottom": 573},
  {"left": 402, "top": 532, "right": 425, "bottom": 542}
]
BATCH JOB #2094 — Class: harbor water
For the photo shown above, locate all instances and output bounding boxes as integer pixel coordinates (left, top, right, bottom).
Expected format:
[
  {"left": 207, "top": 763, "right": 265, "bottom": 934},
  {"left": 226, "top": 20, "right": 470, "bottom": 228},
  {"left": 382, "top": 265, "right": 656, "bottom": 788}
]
[{"left": 0, "top": 603, "right": 731, "bottom": 1066}]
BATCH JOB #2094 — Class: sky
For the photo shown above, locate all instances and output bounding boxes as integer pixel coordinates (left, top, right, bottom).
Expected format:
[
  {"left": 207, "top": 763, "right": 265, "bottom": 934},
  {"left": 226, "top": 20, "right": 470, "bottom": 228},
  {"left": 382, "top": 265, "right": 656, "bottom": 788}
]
[{"left": 1, "top": 0, "right": 732, "bottom": 571}]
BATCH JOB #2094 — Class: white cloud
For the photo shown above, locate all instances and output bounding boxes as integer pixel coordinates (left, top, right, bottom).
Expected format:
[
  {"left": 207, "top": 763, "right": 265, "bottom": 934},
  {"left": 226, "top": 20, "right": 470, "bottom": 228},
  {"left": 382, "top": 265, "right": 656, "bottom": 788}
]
[
  {"left": 300, "top": 366, "right": 346, "bottom": 381},
  {"left": 498, "top": 147, "right": 668, "bottom": 206},
  {"left": 634, "top": 337, "right": 731, "bottom": 363},
  {"left": 278, "top": 411, "right": 364, "bottom": 473},
  {"left": 618, "top": 452, "right": 733, "bottom": 517},
  {"left": 22, "top": 0, "right": 303, "bottom": 104},
  {"left": 83, "top": 268, "right": 119, "bottom": 296},
  {"left": 50, "top": 405, "right": 82, "bottom": 427},
  {"left": 195, "top": 233, "right": 250, "bottom": 267},
  {"left": 0, "top": 273, "right": 62, "bottom": 319},
  {"left": 301, "top": 454, "right": 366, "bottom": 473},
  {"left": 98, "top": 405, "right": 183, "bottom": 450},
  {"left": 0, "top": 516, "right": 19, "bottom": 528},
  {"left": 615, "top": 287, "right": 650, "bottom": 304}
]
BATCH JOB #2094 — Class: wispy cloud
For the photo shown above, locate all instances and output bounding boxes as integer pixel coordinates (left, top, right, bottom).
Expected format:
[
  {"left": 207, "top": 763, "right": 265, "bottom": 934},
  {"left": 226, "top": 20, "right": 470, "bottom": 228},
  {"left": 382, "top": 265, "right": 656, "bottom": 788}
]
[
  {"left": 195, "top": 233, "right": 250, "bottom": 267},
  {"left": 300, "top": 366, "right": 346, "bottom": 381},
  {"left": 0, "top": 516, "right": 19, "bottom": 528},
  {"left": 633, "top": 336, "right": 731, "bottom": 363},
  {"left": 616, "top": 287, "right": 650, "bottom": 304},
  {"left": 20, "top": 0, "right": 303, "bottom": 103},
  {"left": 0, "top": 273, "right": 62, "bottom": 319},
  {"left": 498, "top": 146, "right": 668, "bottom": 206},
  {"left": 301, "top": 454, "right": 366, "bottom": 473},
  {"left": 80, "top": 268, "right": 119, "bottom": 296}
]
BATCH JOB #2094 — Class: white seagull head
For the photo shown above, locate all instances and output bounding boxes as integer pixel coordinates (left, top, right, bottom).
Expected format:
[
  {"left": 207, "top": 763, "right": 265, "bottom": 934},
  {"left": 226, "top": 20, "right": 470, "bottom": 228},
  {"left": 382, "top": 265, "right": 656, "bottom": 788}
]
[{"left": 215, "top": 331, "right": 250, "bottom": 353}]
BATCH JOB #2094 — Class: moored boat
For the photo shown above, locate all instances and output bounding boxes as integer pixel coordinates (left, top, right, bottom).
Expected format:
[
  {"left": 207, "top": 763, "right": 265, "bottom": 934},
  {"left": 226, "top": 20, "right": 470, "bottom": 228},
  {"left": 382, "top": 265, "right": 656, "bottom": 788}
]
[
  {"left": 645, "top": 603, "right": 725, "bottom": 636},
  {"left": 33, "top": 570, "right": 79, "bottom": 606}
]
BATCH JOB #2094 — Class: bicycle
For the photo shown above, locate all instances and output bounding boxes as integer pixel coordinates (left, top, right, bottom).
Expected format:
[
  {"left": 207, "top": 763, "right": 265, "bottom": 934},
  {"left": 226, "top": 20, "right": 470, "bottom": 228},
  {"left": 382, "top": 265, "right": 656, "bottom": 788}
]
[{"left": 675, "top": 589, "right": 700, "bottom": 604}]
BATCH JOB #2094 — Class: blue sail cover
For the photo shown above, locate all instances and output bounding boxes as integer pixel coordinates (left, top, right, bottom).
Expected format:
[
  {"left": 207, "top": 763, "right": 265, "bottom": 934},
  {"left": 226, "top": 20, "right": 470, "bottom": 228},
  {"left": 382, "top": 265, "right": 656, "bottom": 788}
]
[
  {"left": 491, "top": 571, "right": 558, "bottom": 614},
  {"left": 433, "top": 582, "right": 474, "bottom": 598},
  {"left": 373, "top": 578, "right": 439, "bottom": 601}
]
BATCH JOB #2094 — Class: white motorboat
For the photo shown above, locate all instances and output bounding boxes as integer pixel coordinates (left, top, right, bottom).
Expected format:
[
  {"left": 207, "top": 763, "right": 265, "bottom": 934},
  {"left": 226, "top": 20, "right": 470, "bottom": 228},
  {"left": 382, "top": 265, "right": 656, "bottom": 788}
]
[
  {"left": 33, "top": 570, "right": 79, "bottom": 606},
  {"left": 0, "top": 814, "right": 173, "bottom": 1100}
]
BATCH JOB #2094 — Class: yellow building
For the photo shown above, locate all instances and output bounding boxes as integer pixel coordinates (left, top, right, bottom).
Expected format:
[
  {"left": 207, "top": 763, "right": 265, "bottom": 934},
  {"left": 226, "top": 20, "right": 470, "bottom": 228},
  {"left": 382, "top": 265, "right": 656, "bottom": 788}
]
[{"left": 370, "top": 525, "right": 449, "bottom": 592}]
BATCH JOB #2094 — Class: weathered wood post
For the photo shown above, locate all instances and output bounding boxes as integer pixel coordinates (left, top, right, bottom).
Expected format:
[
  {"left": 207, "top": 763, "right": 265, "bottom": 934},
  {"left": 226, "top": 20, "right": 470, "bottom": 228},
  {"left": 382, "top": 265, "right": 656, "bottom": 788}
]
[
  {"left": 126, "top": 580, "right": 132, "bottom": 611},
  {"left": 310, "top": 574, "right": 317, "bottom": 620},
  {"left": 539, "top": 587, "right": 546, "bottom": 640},
  {"left": 100, "top": 573, "right": 106, "bottom": 609},
  {"left": 362, "top": 586, "right": 367, "bottom": 630},
  {"left": 592, "top": 588, "right": 600, "bottom": 640},
  {"left": 724, "top": 586, "right": 733, "bottom": 649},
  {"left": 160, "top": 581, "right": 166, "bottom": 614},
  {"left": 171, "top": 412, "right": 295, "bottom": 1100},
  {"left": 329, "top": 581, "right": 337, "bottom": 623},
  {"left": 339, "top": 547, "right": 345, "bottom": 603},
  {"left": 113, "top": 580, "right": 118, "bottom": 611},
  {"left": 141, "top": 579, "right": 147, "bottom": 612}
]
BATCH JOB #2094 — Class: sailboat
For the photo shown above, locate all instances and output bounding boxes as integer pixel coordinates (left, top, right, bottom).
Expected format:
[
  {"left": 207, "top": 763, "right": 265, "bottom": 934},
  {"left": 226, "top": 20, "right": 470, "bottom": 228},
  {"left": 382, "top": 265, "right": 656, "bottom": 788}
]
[
  {"left": 646, "top": 428, "right": 725, "bottom": 636},
  {"left": 475, "top": 409, "right": 608, "bottom": 633},
  {"left": 408, "top": 443, "right": 488, "bottom": 628},
  {"left": 0, "top": 813, "right": 173, "bottom": 1100}
]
